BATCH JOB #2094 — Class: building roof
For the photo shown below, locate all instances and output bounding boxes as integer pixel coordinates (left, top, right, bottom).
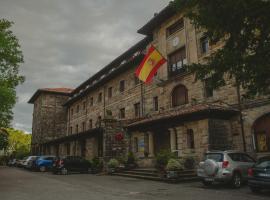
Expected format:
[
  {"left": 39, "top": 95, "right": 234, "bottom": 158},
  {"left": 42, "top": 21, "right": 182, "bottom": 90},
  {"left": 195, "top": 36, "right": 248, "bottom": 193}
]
[
  {"left": 28, "top": 88, "right": 73, "bottom": 104},
  {"left": 126, "top": 102, "right": 239, "bottom": 130},
  {"left": 137, "top": 5, "right": 176, "bottom": 35},
  {"left": 64, "top": 37, "right": 151, "bottom": 106}
]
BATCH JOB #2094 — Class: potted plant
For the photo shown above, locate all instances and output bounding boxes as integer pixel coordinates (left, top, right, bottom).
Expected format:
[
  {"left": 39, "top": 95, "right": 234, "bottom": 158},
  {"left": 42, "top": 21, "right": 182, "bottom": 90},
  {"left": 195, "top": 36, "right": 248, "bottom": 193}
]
[
  {"left": 155, "top": 150, "right": 176, "bottom": 178},
  {"left": 107, "top": 158, "right": 119, "bottom": 174},
  {"left": 166, "top": 158, "right": 184, "bottom": 179}
]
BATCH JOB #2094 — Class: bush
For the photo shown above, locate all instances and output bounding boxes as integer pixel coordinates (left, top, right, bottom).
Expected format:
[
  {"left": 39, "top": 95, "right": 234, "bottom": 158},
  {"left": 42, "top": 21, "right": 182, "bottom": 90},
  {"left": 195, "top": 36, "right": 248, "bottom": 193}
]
[
  {"left": 155, "top": 150, "right": 177, "bottom": 171},
  {"left": 0, "top": 156, "right": 9, "bottom": 166},
  {"left": 108, "top": 159, "right": 119, "bottom": 168},
  {"left": 166, "top": 159, "right": 184, "bottom": 171},
  {"left": 127, "top": 152, "right": 136, "bottom": 165},
  {"left": 91, "top": 157, "right": 103, "bottom": 171}
]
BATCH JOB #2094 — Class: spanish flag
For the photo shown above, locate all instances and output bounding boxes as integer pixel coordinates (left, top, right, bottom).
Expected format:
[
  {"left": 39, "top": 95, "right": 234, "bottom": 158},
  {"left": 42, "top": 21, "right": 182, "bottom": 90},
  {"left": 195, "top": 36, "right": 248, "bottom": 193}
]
[{"left": 135, "top": 45, "right": 166, "bottom": 83}]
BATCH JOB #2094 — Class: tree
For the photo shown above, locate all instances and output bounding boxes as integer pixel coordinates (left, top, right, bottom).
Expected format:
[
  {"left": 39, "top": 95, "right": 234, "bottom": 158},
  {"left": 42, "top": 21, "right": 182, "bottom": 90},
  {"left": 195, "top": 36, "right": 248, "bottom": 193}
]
[
  {"left": 0, "top": 128, "right": 8, "bottom": 150},
  {"left": 171, "top": 0, "right": 270, "bottom": 97},
  {"left": 6, "top": 128, "right": 31, "bottom": 158},
  {"left": 0, "top": 19, "right": 24, "bottom": 128}
]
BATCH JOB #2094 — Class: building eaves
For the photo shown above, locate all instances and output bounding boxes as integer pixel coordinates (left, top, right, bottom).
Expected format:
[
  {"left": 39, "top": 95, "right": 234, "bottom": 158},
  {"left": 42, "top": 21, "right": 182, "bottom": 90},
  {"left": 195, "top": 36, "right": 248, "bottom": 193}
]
[
  {"left": 126, "top": 103, "right": 239, "bottom": 130},
  {"left": 137, "top": 5, "right": 176, "bottom": 35},
  {"left": 64, "top": 37, "right": 151, "bottom": 107},
  {"left": 28, "top": 88, "right": 73, "bottom": 104}
]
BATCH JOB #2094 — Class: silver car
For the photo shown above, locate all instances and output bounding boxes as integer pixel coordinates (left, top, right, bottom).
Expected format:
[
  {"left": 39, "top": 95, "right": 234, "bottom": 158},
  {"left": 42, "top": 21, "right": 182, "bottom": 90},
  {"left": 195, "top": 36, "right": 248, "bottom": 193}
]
[{"left": 197, "top": 150, "right": 256, "bottom": 188}]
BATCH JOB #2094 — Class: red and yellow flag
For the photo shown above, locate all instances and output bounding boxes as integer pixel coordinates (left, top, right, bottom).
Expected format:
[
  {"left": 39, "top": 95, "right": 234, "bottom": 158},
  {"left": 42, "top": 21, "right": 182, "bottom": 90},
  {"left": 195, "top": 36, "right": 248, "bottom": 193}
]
[{"left": 135, "top": 45, "right": 166, "bottom": 83}]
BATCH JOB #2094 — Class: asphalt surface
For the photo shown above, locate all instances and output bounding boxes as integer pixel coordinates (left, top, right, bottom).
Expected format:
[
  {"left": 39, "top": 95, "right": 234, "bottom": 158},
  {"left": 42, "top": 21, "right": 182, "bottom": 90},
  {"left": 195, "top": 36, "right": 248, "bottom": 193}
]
[{"left": 0, "top": 166, "right": 269, "bottom": 200}]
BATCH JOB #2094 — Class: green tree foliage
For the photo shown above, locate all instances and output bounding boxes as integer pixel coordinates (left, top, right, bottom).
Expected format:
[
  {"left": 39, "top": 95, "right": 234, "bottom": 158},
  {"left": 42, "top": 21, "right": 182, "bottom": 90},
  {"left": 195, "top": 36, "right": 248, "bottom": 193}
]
[
  {"left": 0, "top": 128, "right": 8, "bottom": 150},
  {"left": 171, "top": 0, "right": 270, "bottom": 97},
  {"left": 0, "top": 19, "right": 24, "bottom": 128},
  {"left": 6, "top": 128, "right": 31, "bottom": 158}
]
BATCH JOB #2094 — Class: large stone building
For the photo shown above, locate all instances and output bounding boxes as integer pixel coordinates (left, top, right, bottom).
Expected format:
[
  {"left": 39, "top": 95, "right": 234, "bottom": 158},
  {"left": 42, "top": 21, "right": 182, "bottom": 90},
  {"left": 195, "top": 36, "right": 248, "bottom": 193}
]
[{"left": 29, "top": 5, "right": 270, "bottom": 167}]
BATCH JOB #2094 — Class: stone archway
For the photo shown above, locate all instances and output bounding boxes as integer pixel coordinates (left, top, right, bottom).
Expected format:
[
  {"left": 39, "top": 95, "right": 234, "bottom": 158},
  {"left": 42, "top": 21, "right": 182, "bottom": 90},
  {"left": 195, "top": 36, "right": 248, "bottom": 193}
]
[{"left": 253, "top": 113, "right": 270, "bottom": 152}]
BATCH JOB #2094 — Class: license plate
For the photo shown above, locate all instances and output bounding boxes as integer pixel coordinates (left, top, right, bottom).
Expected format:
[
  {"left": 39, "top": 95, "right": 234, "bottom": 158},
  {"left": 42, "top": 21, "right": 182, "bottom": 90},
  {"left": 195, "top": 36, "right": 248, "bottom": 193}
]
[
  {"left": 205, "top": 178, "right": 214, "bottom": 181},
  {"left": 258, "top": 173, "right": 270, "bottom": 177}
]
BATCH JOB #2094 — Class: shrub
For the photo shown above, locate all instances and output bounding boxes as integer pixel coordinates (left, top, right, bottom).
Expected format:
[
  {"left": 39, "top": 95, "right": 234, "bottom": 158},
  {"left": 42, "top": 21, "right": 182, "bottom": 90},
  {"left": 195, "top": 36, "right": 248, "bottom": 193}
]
[
  {"left": 108, "top": 158, "right": 119, "bottom": 168},
  {"left": 127, "top": 152, "right": 136, "bottom": 165},
  {"left": 155, "top": 150, "right": 177, "bottom": 171},
  {"left": 166, "top": 159, "right": 184, "bottom": 171},
  {"left": 91, "top": 157, "right": 103, "bottom": 170}
]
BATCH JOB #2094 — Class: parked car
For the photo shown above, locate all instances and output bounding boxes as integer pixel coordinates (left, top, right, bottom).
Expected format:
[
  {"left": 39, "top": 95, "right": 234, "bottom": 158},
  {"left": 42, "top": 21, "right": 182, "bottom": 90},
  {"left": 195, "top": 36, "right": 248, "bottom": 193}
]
[
  {"left": 16, "top": 157, "right": 28, "bottom": 168},
  {"left": 35, "top": 156, "right": 56, "bottom": 172},
  {"left": 197, "top": 150, "right": 256, "bottom": 188},
  {"left": 23, "top": 156, "right": 40, "bottom": 170},
  {"left": 7, "top": 159, "right": 17, "bottom": 167},
  {"left": 248, "top": 156, "right": 270, "bottom": 193},
  {"left": 52, "top": 156, "right": 91, "bottom": 175}
]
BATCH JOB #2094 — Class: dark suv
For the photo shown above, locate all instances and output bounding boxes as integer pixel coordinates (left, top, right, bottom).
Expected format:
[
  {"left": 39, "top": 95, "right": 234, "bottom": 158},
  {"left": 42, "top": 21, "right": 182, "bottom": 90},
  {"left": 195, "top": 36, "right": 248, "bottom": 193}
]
[{"left": 52, "top": 156, "right": 91, "bottom": 175}]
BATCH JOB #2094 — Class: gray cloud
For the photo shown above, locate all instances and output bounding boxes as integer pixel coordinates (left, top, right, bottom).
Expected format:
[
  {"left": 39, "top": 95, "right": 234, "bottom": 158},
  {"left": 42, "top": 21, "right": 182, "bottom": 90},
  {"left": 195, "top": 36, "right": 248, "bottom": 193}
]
[{"left": 0, "top": 0, "right": 169, "bottom": 133}]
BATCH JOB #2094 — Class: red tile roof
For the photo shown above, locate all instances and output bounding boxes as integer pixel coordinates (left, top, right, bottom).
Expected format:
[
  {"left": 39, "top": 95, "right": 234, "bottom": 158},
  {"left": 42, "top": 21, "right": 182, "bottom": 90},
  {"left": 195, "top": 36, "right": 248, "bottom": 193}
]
[
  {"left": 41, "top": 88, "right": 73, "bottom": 94},
  {"left": 126, "top": 102, "right": 239, "bottom": 129},
  {"left": 28, "top": 88, "right": 73, "bottom": 104}
]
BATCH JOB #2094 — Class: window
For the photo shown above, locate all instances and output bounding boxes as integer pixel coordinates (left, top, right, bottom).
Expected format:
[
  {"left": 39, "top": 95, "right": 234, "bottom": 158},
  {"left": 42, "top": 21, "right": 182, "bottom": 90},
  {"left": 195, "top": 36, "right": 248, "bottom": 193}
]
[
  {"left": 90, "top": 97, "right": 94, "bottom": 106},
  {"left": 205, "top": 78, "right": 213, "bottom": 98},
  {"left": 134, "top": 103, "right": 141, "bottom": 118},
  {"left": 108, "top": 87, "right": 113, "bottom": 98},
  {"left": 89, "top": 119, "right": 93, "bottom": 129},
  {"left": 76, "top": 105, "right": 79, "bottom": 113},
  {"left": 119, "top": 80, "right": 125, "bottom": 92},
  {"left": 119, "top": 108, "right": 125, "bottom": 119},
  {"left": 98, "top": 92, "right": 102, "bottom": 103},
  {"left": 187, "top": 129, "right": 195, "bottom": 149},
  {"left": 82, "top": 122, "right": 85, "bottom": 132},
  {"left": 200, "top": 36, "right": 209, "bottom": 54},
  {"left": 134, "top": 75, "right": 140, "bottom": 85},
  {"left": 71, "top": 109, "right": 73, "bottom": 116},
  {"left": 76, "top": 124, "right": 79, "bottom": 133},
  {"left": 172, "top": 85, "right": 188, "bottom": 107},
  {"left": 241, "top": 154, "right": 255, "bottom": 163},
  {"left": 83, "top": 101, "right": 86, "bottom": 110},
  {"left": 168, "top": 47, "right": 187, "bottom": 77},
  {"left": 69, "top": 126, "right": 72, "bottom": 134},
  {"left": 153, "top": 96, "right": 159, "bottom": 111},
  {"left": 166, "top": 19, "right": 184, "bottom": 38},
  {"left": 134, "top": 137, "right": 138, "bottom": 153}
]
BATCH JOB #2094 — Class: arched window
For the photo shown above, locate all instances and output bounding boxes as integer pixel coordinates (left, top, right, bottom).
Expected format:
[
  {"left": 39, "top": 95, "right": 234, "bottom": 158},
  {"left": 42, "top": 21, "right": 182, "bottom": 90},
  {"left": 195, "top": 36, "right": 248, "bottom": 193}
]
[
  {"left": 172, "top": 85, "right": 188, "bottom": 107},
  {"left": 253, "top": 113, "right": 270, "bottom": 152},
  {"left": 187, "top": 129, "right": 195, "bottom": 149}
]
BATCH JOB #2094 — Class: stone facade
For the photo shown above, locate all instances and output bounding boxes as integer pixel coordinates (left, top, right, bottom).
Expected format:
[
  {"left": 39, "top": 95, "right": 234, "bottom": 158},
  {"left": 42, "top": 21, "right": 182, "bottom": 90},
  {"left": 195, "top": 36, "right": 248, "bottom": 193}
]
[
  {"left": 28, "top": 88, "right": 73, "bottom": 155},
  {"left": 29, "top": 5, "right": 270, "bottom": 166}
]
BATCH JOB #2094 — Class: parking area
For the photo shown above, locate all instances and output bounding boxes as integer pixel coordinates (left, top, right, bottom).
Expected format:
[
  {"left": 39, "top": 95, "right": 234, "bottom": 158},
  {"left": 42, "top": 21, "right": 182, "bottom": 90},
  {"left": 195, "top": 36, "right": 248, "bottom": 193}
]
[{"left": 0, "top": 166, "right": 269, "bottom": 200}]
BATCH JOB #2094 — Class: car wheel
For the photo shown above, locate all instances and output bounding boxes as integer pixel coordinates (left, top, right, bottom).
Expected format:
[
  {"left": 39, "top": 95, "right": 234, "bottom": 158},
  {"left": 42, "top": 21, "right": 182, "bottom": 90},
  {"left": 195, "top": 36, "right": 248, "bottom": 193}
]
[
  {"left": 202, "top": 180, "right": 213, "bottom": 186},
  {"left": 39, "top": 166, "right": 46, "bottom": 172},
  {"left": 231, "top": 172, "right": 242, "bottom": 188},
  {"left": 250, "top": 187, "right": 261, "bottom": 193},
  {"left": 61, "top": 168, "right": 68, "bottom": 175}
]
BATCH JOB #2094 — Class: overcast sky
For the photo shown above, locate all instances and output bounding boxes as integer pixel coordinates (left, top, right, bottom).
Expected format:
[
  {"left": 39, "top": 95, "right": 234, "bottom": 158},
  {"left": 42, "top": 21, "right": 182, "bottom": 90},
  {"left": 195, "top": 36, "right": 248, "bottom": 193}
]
[{"left": 0, "top": 0, "right": 169, "bottom": 133}]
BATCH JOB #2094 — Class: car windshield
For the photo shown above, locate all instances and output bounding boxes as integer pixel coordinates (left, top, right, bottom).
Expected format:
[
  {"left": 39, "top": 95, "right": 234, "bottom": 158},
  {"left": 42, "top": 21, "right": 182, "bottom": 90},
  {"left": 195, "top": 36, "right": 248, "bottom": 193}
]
[
  {"left": 256, "top": 157, "right": 270, "bottom": 168},
  {"left": 205, "top": 153, "right": 223, "bottom": 162}
]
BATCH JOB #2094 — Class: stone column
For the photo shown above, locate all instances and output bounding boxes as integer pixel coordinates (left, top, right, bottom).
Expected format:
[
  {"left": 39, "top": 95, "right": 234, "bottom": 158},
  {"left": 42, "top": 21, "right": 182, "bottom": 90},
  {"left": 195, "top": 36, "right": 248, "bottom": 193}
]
[
  {"left": 148, "top": 132, "right": 154, "bottom": 157},
  {"left": 169, "top": 128, "right": 176, "bottom": 153},
  {"left": 175, "top": 127, "right": 184, "bottom": 157}
]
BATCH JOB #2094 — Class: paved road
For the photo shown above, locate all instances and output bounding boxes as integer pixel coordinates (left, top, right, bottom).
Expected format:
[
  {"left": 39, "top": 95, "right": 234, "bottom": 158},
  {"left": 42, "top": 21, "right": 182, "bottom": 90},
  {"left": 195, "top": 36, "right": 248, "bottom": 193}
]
[{"left": 0, "top": 166, "right": 269, "bottom": 200}]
